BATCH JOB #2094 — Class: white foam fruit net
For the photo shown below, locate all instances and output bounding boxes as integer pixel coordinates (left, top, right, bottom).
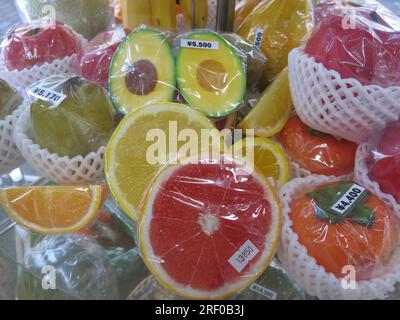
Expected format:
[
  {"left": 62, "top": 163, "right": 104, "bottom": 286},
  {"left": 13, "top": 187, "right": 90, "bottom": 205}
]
[
  {"left": 278, "top": 174, "right": 400, "bottom": 300},
  {"left": 354, "top": 144, "right": 400, "bottom": 219},
  {"left": 13, "top": 106, "right": 106, "bottom": 185},
  {"left": 289, "top": 48, "right": 400, "bottom": 144},
  {"left": 0, "top": 101, "right": 25, "bottom": 175}
]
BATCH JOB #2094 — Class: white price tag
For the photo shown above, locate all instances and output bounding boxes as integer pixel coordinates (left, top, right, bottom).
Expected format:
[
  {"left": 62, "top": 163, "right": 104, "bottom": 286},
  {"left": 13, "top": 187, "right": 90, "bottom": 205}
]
[
  {"left": 254, "top": 28, "right": 264, "bottom": 48},
  {"left": 250, "top": 283, "right": 278, "bottom": 300},
  {"left": 329, "top": 183, "right": 367, "bottom": 216},
  {"left": 28, "top": 86, "right": 66, "bottom": 108},
  {"left": 228, "top": 240, "right": 259, "bottom": 273},
  {"left": 181, "top": 39, "right": 219, "bottom": 50}
]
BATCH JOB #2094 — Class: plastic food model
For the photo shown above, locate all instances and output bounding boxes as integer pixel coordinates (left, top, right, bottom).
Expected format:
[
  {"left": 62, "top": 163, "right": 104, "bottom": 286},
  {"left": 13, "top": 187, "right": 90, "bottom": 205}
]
[
  {"left": 369, "top": 122, "right": 400, "bottom": 203},
  {"left": 109, "top": 28, "right": 176, "bottom": 114},
  {"left": 0, "top": 79, "right": 22, "bottom": 120},
  {"left": 1, "top": 19, "right": 81, "bottom": 71},
  {"left": 305, "top": 6, "right": 400, "bottom": 87},
  {"left": 288, "top": 181, "right": 398, "bottom": 281},
  {"left": 79, "top": 29, "right": 126, "bottom": 89},
  {"left": 29, "top": 76, "right": 116, "bottom": 157},
  {"left": 278, "top": 116, "right": 358, "bottom": 177}
]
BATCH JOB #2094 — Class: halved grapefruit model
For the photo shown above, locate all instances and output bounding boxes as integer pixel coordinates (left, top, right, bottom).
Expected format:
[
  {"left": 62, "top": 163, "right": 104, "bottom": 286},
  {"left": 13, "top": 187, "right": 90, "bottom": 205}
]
[{"left": 139, "top": 156, "right": 282, "bottom": 299}]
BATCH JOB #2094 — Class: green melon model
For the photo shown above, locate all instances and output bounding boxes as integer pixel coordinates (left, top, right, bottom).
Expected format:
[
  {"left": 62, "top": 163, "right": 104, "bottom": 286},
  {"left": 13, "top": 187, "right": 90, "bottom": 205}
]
[
  {"left": 176, "top": 31, "right": 247, "bottom": 118},
  {"left": 0, "top": 79, "right": 22, "bottom": 121},
  {"left": 109, "top": 29, "right": 176, "bottom": 115}
]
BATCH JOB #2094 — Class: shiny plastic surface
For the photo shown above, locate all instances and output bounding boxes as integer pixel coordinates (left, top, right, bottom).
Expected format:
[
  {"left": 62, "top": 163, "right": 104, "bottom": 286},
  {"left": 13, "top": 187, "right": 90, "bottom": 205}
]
[
  {"left": 138, "top": 156, "right": 281, "bottom": 300},
  {"left": 278, "top": 116, "right": 358, "bottom": 177},
  {"left": 1, "top": 19, "right": 81, "bottom": 71},
  {"left": 289, "top": 180, "right": 398, "bottom": 280},
  {"left": 369, "top": 122, "right": 400, "bottom": 203},
  {"left": 306, "top": 2, "right": 400, "bottom": 87},
  {"left": 79, "top": 28, "right": 126, "bottom": 89},
  {"left": 15, "top": 0, "right": 113, "bottom": 40},
  {"left": 27, "top": 76, "right": 116, "bottom": 158}
]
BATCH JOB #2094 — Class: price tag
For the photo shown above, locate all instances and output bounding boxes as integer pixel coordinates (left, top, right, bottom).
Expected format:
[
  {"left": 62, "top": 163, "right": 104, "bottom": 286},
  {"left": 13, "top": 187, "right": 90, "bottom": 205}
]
[
  {"left": 181, "top": 39, "right": 219, "bottom": 50},
  {"left": 228, "top": 240, "right": 259, "bottom": 273},
  {"left": 249, "top": 283, "right": 278, "bottom": 300},
  {"left": 254, "top": 28, "right": 264, "bottom": 48},
  {"left": 28, "top": 86, "right": 66, "bottom": 108},
  {"left": 329, "top": 183, "right": 367, "bottom": 217}
]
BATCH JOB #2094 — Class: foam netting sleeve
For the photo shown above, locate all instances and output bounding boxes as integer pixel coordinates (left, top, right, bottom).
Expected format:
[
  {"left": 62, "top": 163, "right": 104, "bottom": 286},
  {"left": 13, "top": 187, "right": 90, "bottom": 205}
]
[
  {"left": 13, "top": 105, "right": 106, "bottom": 185},
  {"left": 0, "top": 32, "right": 87, "bottom": 92},
  {"left": 0, "top": 100, "right": 26, "bottom": 175},
  {"left": 288, "top": 48, "right": 400, "bottom": 144},
  {"left": 354, "top": 144, "right": 400, "bottom": 219},
  {"left": 278, "top": 174, "right": 400, "bottom": 300}
]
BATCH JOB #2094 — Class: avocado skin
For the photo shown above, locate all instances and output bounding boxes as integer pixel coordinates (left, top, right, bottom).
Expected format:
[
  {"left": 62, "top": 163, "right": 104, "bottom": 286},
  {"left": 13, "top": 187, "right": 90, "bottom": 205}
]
[
  {"left": 0, "top": 80, "right": 22, "bottom": 121},
  {"left": 30, "top": 77, "right": 116, "bottom": 157}
]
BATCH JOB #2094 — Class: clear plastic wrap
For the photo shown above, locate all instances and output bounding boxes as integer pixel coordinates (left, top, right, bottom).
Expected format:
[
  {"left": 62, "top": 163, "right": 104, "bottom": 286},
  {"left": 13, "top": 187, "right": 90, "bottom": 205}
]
[
  {"left": 222, "top": 33, "right": 267, "bottom": 92},
  {"left": 279, "top": 175, "right": 400, "bottom": 300},
  {"left": 278, "top": 116, "right": 358, "bottom": 177},
  {"left": 366, "top": 122, "right": 400, "bottom": 203},
  {"left": 0, "top": 18, "right": 82, "bottom": 72},
  {"left": 174, "top": 30, "right": 247, "bottom": 118},
  {"left": 79, "top": 28, "right": 126, "bottom": 89},
  {"left": 109, "top": 26, "right": 176, "bottom": 115},
  {"left": 138, "top": 156, "right": 281, "bottom": 300},
  {"left": 15, "top": 0, "right": 114, "bottom": 40},
  {"left": 237, "top": 0, "right": 314, "bottom": 88}
]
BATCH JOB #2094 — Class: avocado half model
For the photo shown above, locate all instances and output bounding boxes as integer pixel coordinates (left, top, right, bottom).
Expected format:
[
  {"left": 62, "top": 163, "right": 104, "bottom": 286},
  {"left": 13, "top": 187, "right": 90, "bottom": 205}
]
[
  {"left": 176, "top": 31, "right": 246, "bottom": 118},
  {"left": 109, "top": 29, "right": 176, "bottom": 114}
]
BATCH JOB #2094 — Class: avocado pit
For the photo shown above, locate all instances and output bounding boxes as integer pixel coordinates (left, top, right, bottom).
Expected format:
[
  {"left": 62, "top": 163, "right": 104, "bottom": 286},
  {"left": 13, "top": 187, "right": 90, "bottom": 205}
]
[
  {"left": 125, "top": 59, "right": 158, "bottom": 96},
  {"left": 196, "top": 59, "right": 228, "bottom": 93}
]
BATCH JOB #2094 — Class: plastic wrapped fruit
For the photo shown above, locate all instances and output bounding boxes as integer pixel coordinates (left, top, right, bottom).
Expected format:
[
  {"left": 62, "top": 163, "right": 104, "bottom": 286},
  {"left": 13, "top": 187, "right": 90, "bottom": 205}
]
[
  {"left": 238, "top": 0, "right": 313, "bottom": 87},
  {"left": 1, "top": 19, "right": 81, "bottom": 71},
  {"left": 79, "top": 29, "right": 126, "bottom": 89},
  {"left": 28, "top": 76, "right": 116, "bottom": 157},
  {"left": 15, "top": 0, "right": 113, "bottom": 40},
  {"left": 305, "top": 5, "right": 400, "bottom": 87},
  {"left": 16, "top": 234, "right": 119, "bottom": 300},
  {"left": 369, "top": 122, "right": 400, "bottom": 203},
  {"left": 0, "top": 79, "right": 22, "bottom": 120},
  {"left": 289, "top": 181, "right": 398, "bottom": 280},
  {"left": 278, "top": 116, "right": 358, "bottom": 177}
]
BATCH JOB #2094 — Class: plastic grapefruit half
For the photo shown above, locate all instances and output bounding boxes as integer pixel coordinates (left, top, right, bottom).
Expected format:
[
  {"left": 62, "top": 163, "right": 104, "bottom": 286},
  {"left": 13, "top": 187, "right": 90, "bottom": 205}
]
[{"left": 139, "top": 156, "right": 282, "bottom": 299}]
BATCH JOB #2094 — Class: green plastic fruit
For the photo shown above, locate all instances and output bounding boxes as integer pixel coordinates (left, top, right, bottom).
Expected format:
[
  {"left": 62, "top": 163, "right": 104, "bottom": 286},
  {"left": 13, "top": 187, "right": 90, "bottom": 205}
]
[
  {"left": 0, "top": 79, "right": 22, "bottom": 121},
  {"left": 109, "top": 29, "right": 176, "bottom": 114},
  {"left": 30, "top": 76, "right": 116, "bottom": 157}
]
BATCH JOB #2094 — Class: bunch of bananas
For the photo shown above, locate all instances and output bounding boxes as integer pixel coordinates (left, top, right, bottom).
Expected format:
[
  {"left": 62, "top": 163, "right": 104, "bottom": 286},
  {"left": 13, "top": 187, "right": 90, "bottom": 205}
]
[{"left": 121, "top": 0, "right": 208, "bottom": 30}]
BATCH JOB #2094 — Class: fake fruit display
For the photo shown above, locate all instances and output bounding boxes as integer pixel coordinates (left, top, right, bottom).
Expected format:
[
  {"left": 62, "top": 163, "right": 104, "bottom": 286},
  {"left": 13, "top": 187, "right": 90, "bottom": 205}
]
[
  {"left": 1, "top": 19, "right": 81, "bottom": 71},
  {"left": 30, "top": 77, "right": 116, "bottom": 157},
  {"left": 17, "top": 0, "right": 112, "bottom": 40},
  {"left": 79, "top": 29, "right": 126, "bottom": 89},
  {"left": 0, "top": 79, "right": 22, "bottom": 120},
  {"left": 180, "top": 0, "right": 208, "bottom": 28},
  {"left": 176, "top": 31, "right": 246, "bottom": 118},
  {"left": 105, "top": 103, "right": 221, "bottom": 220},
  {"left": 139, "top": 156, "right": 281, "bottom": 299},
  {"left": 234, "top": 0, "right": 261, "bottom": 31},
  {"left": 17, "top": 234, "right": 119, "bottom": 300},
  {"left": 230, "top": 137, "right": 289, "bottom": 188},
  {"left": 109, "top": 29, "right": 176, "bottom": 114},
  {"left": 0, "top": 185, "right": 105, "bottom": 234},
  {"left": 305, "top": 10, "right": 400, "bottom": 87},
  {"left": 238, "top": 0, "right": 313, "bottom": 87},
  {"left": 369, "top": 122, "right": 400, "bottom": 202},
  {"left": 289, "top": 181, "right": 398, "bottom": 280},
  {"left": 278, "top": 116, "right": 357, "bottom": 176},
  {"left": 239, "top": 67, "right": 292, "bottom": 137}
]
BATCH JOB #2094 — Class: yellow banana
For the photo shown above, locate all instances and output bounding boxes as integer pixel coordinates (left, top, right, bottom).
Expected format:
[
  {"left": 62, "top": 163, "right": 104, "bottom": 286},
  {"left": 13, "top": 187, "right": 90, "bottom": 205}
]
[
  {"left": 150, "top": 0, "right": 176, "bottom": 29},
  {"left": 181, "top": 0, "right": 208, "bottom": 28},
  {"left": 122, "top": 0, "right": 152, "bottom": 31}
]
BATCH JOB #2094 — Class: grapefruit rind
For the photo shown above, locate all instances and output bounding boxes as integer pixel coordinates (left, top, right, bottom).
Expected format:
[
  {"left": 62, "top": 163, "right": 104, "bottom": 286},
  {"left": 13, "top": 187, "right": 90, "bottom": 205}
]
[
  {"left": 105, "top": 103, "right": 222, "bottom": 221},
  {"left": 138, "top": 157, "right": 282, "bottom": 300},
  {"left": 0, "top": 185, "right": 103, "bottom": 235}
]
